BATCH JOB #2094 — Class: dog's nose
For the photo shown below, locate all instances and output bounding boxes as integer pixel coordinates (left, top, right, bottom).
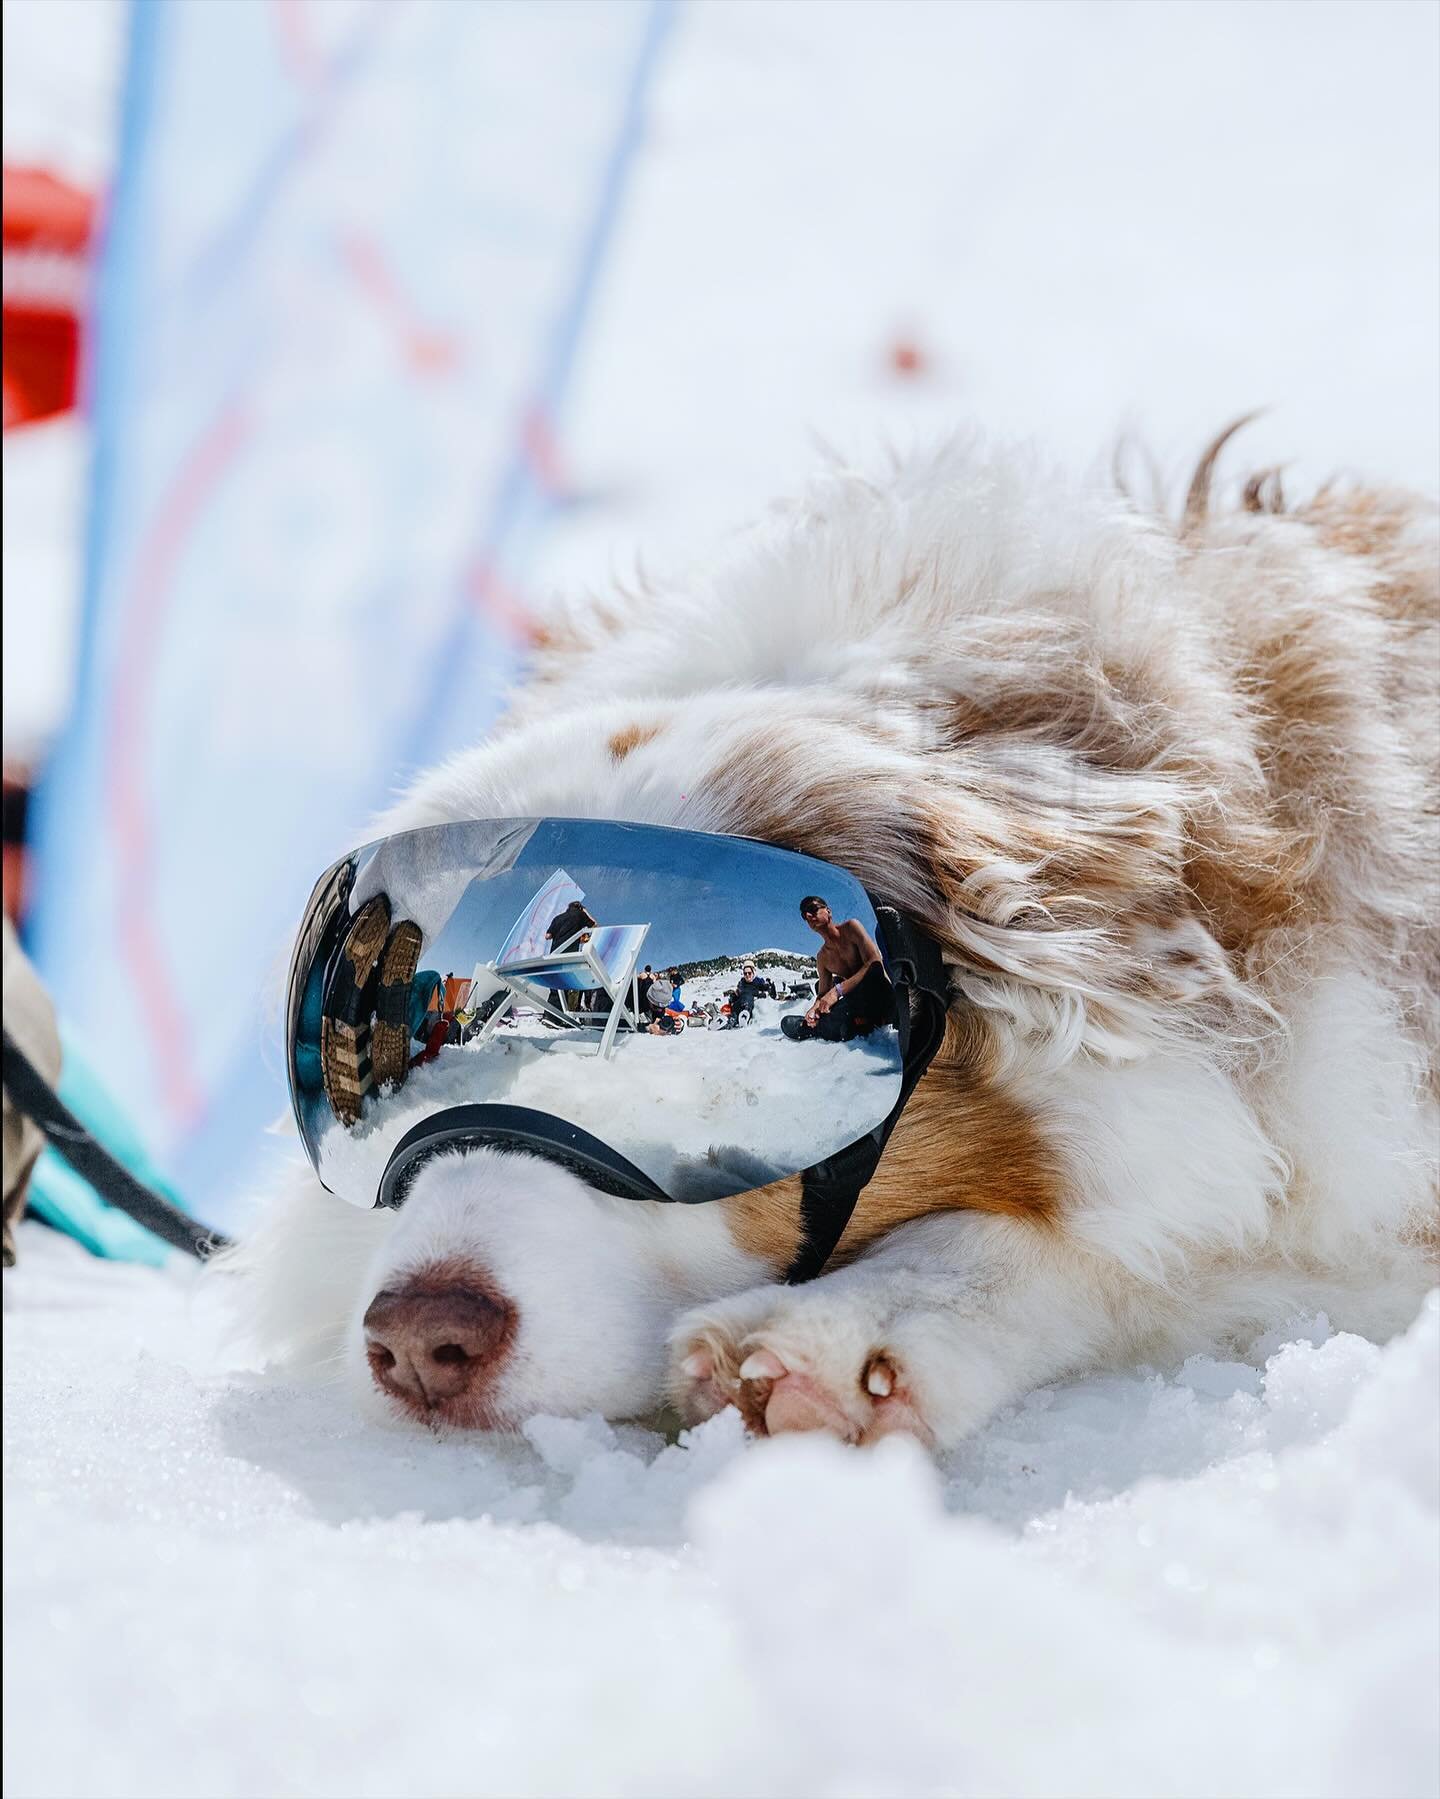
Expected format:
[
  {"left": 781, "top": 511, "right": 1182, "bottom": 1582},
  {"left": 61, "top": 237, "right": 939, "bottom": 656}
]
[{"left": 363, "top": 1283, "right": 515, "bottom": 1415}]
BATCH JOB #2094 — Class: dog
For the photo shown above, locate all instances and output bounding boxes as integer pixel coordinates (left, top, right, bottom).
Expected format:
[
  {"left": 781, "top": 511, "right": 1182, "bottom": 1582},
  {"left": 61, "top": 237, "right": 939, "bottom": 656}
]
[{"left": 230, "top": 427, "right": 1439, "bottom": 1451}]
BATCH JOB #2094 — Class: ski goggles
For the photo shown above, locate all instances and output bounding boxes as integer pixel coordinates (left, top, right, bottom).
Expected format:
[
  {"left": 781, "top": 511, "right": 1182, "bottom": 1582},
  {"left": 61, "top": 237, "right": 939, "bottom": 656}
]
[{"left": 286, "top": 818, "right": 948, "bottom": 1277}]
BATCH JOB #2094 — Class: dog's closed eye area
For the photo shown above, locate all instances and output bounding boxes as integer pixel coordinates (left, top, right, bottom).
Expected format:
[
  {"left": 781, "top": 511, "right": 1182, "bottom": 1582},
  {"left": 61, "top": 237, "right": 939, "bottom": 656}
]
[{"left": 363, "top": 1266, "right": 517, "bottom": 1425}]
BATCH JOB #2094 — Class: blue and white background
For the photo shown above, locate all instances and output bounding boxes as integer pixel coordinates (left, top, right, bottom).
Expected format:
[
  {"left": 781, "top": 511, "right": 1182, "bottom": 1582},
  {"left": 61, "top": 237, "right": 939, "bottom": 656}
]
[{"left": 27, "top": 0, "right": 671, "bottom": 1227}]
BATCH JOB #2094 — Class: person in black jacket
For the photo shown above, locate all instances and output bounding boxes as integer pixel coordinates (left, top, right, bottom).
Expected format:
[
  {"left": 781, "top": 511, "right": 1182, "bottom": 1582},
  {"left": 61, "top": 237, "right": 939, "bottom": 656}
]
[
  {"left": 725, "top": 961, "right": 776, "bottom": 1028},
  {"left": 544, "top": 898, "right": 596, "bottom": 1021}
]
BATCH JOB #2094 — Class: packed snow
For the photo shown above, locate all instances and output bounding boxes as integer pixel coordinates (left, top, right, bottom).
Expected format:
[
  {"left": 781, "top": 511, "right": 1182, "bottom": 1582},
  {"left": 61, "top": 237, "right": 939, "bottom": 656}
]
[{"left": 4, "top": 1226, "right": 1437, "bottom": 1799}]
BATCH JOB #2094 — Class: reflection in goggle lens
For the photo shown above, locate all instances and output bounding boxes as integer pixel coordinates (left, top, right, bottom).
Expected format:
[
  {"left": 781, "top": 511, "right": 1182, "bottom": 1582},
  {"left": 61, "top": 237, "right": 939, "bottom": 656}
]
[{"left": 287, "top": 820, "right": 904, "bottom": 1208}]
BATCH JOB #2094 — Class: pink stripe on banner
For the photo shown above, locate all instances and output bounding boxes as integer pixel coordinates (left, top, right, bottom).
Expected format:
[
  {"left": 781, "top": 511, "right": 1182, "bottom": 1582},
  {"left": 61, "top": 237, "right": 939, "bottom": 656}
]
[
  {"left": 341, "top": 231, "right": 463, "bottom": 376},
  {"left": 106, "top": 404, "right": 250, "bottom": 1129},
  {"left": 272, "top": 0, "right": 321, "bottom": 91},
  {"left": 520, "top": 402, "right": 566, "bottom": 499}
]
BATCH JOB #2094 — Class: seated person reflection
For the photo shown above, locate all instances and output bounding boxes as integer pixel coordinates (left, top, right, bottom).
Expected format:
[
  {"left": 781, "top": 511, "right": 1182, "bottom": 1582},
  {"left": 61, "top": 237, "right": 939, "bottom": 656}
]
[
  {"left": 725, "top": 961, "right": 776, "bottom": 1027},
  {"left": 646, "top": 969, "right": 686, "bottom": 1034},
  {"left": 781, "top": 897, "right": 895, "bottom": 1043}
]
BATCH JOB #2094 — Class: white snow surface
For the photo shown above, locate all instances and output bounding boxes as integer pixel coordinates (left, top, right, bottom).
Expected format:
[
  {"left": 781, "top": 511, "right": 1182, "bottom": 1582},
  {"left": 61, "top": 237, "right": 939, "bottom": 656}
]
[
  {"left": 317, "top": 996, "right": 893, "bottom": 1201},
  {"left": 4, "top": 1226, "right": 1437, "bottom": 1799}
]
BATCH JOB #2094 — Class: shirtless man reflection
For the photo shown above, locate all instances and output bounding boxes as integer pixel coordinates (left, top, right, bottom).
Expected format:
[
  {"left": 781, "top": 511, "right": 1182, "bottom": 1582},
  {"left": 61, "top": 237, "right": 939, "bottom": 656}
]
[{"left": 781, "top": 896, "right": 896, "bottom": 1043}]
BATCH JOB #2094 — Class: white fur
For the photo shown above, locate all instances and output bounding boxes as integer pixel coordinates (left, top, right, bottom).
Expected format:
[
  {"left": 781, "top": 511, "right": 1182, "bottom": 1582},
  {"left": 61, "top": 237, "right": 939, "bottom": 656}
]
[
  {"left": 345, "top": 1149, "right": 769, "bottom": 1427},
  {"left": 225, "top": 436, "right": 1438, "bottom": 1450}
]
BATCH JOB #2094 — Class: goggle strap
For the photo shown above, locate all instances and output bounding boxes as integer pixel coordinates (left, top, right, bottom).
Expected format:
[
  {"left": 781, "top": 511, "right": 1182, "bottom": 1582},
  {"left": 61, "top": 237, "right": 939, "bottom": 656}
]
[
  {"left": 1, "top": 1030, "right": 230, "bottom": 1262},
  {"left": 377, "top": 1104, "right": 671, "bottom": 1210},
  {"left": 786, "top": 916, "right": 949, "bottom": 1283}
]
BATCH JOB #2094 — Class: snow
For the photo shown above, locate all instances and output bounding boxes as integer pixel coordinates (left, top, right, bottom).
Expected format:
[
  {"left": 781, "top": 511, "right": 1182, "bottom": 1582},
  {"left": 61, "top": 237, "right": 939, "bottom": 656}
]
[
  {"left": 4, "top": 1226, "right": 1437, "bottom": 1799},
  {"left": 315, "top": 994, "right": 898, "bottom": 1202},
  {"left": 679, "top": 954, "right": 816, "bottom": 1007}
]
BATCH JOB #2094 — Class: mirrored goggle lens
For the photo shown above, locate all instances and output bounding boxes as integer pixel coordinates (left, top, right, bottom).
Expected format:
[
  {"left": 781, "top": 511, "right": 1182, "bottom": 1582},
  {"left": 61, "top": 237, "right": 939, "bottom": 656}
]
[{"left": 287, "top": 818, "right": 904, "bottom": 1207}]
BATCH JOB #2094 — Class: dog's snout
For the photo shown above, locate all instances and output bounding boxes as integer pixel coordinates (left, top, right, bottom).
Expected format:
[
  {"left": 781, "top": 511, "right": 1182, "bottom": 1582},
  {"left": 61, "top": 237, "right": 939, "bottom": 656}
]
[{"left": 363, "top": 1280, "right": 515, "bottom": 1418}]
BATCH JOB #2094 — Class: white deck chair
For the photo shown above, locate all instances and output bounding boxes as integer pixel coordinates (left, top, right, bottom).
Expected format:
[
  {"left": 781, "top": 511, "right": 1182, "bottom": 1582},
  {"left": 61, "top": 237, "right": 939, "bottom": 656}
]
[{"left": 475, "top": 921, "right": 652, "bottom": 1059}]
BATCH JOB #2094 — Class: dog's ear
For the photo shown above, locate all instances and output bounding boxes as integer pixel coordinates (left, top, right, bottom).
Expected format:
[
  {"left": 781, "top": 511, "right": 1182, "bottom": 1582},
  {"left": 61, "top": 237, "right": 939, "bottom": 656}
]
[
  {"left": 704, "top": 710, "right": 1263, "bottom": 1055},
  {"left": 905, "top": 743, "right": 1270, "bottom": 1056},
  {"left": 911, "top": 742, "right": 1194, "bottom": 942}
]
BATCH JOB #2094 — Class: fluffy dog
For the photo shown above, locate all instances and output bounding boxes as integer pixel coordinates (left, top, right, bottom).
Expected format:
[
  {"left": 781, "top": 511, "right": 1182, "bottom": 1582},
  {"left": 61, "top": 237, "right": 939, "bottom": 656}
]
[{"left": 232, "top": 429, "right": 1439, "bottom": 1451}]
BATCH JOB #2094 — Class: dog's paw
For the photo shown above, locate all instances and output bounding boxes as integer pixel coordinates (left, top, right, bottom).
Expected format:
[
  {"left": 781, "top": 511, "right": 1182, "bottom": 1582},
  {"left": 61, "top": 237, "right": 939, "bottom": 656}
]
[
  {"left": 733, "top": 1340, "right": 933, "bottom": 1447},
  {"left": 669, "top": 1288, "right": 934, "bottom": 1448},
  {"left": 668, "top": 1286, "right": 780, "bottom": 1424}
]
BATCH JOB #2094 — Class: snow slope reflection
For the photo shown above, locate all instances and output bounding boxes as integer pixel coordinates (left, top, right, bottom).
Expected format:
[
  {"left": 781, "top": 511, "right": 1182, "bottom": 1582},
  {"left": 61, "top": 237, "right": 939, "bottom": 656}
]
[{"left": 317, "top": 1000, "right": 900, "bottom": 1201}]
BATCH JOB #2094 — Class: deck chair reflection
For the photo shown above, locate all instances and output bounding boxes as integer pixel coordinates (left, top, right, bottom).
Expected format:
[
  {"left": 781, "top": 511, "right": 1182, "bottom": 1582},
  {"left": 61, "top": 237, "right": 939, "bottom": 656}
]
[{"left": 474, "top": 922, "right": 652, "bottom": 1059}]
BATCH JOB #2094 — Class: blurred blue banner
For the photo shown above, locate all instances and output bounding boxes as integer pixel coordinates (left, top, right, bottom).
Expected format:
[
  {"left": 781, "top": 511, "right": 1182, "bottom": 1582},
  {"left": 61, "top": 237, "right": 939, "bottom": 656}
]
[{"left": 30, "top": 0, "right": 674, "bottom": 1228}]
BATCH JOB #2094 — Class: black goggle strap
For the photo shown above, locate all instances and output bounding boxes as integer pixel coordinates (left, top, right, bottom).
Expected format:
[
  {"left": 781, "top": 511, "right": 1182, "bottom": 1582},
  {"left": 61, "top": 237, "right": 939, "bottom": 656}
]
[
  {"left": 785, "top": 907, "right": 949, "bottom": 1284},
  {"left": 1, "top": 1030, "right": 230, "bottom": 1262}
]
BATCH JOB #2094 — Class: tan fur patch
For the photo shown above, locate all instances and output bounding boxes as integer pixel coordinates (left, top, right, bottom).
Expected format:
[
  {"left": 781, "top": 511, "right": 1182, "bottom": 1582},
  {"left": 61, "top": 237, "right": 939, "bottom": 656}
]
[
  {"left": 836, "top": 1059, "right": 1063, "bottom": 1257},
  {"left": 1303, "top": 486, "right": 1423, "bottom": 565},
  {"left": 722, "top": 1173, "right": 806, "bottom": 1270},
  {"left": 720, "top": 1013, "right": 1061, "bottom": 1273},
  {"left": 527, "top": 599, "right": 629, "bottom": 689},
  {"left": 527, "top": 618, "right": 587, "bottom": 661},
  {"left": 608, "top": 721, "right": 662, "bottom": 762},
  {"left": 704, "top": 735, "right": 871, "bottom": 868}
]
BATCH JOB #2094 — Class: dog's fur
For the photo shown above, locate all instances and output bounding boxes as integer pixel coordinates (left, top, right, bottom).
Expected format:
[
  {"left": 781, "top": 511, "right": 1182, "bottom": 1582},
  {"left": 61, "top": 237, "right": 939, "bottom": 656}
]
[{"left": 230, "top": 431, "right": 1439, "bottom": 1449}]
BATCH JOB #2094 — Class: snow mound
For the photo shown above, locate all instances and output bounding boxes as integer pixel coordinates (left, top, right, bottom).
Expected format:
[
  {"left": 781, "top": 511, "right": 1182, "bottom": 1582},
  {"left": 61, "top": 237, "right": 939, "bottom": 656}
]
[{"left": 4, "top": 1228, "right": 1436, "bottom": 1799}]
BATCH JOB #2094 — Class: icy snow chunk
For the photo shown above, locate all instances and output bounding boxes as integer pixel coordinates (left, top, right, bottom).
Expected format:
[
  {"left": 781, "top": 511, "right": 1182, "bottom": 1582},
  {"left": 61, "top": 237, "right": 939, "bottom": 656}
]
[
  {"left": 1175, "top": 1355, "right": 1263, "bottom": 1398},
  {"left": 1336, "top": 1290, "right": 1439, "bottom": 1511},
  {"left": 528, "top": 1408, "right": 751, "bottom": 1542},
  {"left": 1258, "top": 1327, "right": 1383, "bottom": 1449},
  {"left": 523, "top": 1410, "right": 619, "bottom": 1474},
  {"left": 1248, "top": 1310, "right": 1334, "bottom": 1360}
]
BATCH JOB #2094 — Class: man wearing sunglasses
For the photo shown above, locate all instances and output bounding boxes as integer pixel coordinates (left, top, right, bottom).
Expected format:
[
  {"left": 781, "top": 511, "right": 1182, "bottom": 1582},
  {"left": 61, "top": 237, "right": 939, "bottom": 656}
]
[{"left": 782, "top": 896, "right": 896, "bottom": 1043}]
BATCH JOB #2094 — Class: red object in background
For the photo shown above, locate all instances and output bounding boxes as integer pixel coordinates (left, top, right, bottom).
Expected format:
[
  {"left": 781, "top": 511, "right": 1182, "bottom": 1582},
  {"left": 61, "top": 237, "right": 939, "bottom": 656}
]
[
  {"left": 888, "top": 335, "right": 927, "bottom": 378},
  {"left": 3, "top": 166, "right": 96, "bottom": 431}
]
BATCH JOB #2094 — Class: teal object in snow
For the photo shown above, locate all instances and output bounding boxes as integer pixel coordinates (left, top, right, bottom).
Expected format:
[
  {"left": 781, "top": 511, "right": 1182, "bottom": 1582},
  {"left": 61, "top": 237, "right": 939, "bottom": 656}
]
[{"left": 24, "top": 1024, "right": 192, "bottom": 1266}]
